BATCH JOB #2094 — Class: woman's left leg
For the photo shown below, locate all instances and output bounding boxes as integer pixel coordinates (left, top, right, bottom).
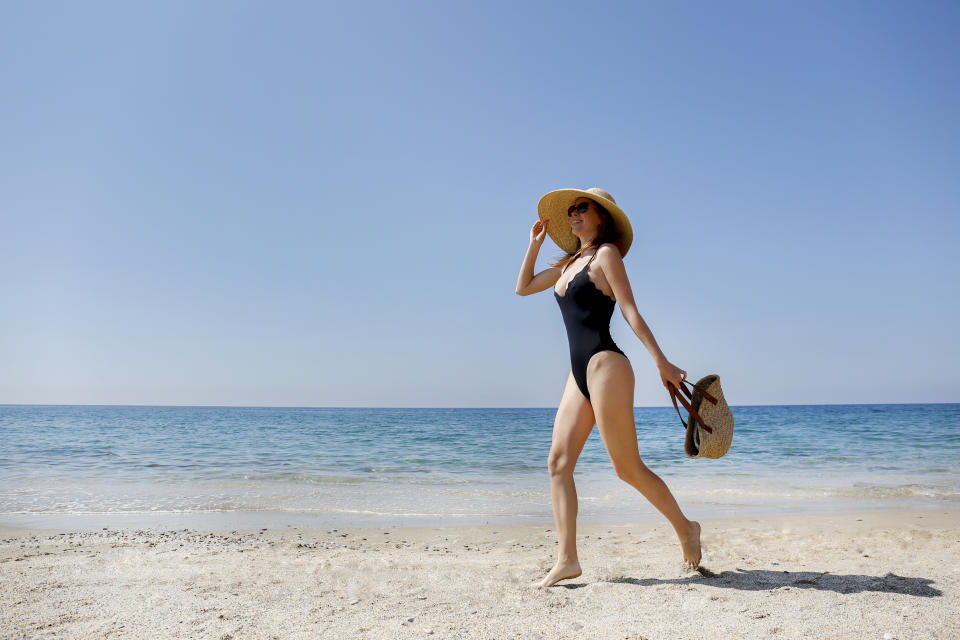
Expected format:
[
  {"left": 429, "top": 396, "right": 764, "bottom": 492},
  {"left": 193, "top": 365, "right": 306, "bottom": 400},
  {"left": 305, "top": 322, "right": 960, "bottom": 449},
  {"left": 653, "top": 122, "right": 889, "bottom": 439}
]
[{"left": 586, "top": 351, "right": 702, "bottom": 569}]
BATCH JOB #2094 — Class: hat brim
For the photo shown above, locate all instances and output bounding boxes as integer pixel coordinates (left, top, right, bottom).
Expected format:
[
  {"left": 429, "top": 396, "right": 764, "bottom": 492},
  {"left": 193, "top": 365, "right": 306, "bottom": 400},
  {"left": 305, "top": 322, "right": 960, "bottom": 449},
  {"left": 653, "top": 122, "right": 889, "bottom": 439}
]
[{"left": 537, "top": 188, "right": 634, "bottom": 258}]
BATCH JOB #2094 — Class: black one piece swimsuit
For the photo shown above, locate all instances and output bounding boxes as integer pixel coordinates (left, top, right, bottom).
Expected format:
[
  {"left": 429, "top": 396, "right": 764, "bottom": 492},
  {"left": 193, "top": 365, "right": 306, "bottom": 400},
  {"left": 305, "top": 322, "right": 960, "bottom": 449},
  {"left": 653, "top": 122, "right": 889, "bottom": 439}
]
[{"left": 554, "top": 244, "right": 627, "bottom": 400}]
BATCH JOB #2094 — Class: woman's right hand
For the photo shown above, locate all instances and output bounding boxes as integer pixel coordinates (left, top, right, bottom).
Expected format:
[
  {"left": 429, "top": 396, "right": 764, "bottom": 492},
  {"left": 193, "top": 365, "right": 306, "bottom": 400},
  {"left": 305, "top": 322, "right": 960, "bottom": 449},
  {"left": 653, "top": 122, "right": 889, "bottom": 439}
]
[{"left": 530, "top": 219, "right": 548, "bottom": 246}]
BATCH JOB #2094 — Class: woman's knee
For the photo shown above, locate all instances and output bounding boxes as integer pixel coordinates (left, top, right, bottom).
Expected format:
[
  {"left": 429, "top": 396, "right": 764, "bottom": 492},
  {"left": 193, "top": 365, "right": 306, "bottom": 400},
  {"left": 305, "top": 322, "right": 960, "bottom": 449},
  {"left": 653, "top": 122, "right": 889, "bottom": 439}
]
[
  {"left": 547, "top": 449, "right": 576, "bottom": 478},
  {"left": 612, "top": 455, "right": 649, "bottom": 485}
]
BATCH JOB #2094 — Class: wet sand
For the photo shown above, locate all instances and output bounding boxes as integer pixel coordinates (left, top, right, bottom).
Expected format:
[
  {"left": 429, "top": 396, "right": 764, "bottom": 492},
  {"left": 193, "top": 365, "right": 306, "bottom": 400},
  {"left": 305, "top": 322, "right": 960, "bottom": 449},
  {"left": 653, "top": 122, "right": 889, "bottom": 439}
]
[{"left": 2, "top": 509, "right": 958, "bottom": 639}]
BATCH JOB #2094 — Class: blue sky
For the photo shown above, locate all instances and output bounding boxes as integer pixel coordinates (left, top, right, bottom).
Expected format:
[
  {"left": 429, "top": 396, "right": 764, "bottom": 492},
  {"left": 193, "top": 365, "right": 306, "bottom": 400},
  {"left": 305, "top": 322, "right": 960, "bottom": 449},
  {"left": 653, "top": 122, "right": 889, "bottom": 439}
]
[{"left": 2, "top": 1, "right": 957, "bottom": 407}]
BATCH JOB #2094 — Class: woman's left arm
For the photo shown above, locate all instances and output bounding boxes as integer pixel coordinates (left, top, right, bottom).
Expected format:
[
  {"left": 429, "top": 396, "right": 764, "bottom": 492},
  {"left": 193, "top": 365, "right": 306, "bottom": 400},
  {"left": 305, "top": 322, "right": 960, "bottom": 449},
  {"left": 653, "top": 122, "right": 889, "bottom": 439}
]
[{"left": 598, "top": 245, "right": 687, "bottom": 389}]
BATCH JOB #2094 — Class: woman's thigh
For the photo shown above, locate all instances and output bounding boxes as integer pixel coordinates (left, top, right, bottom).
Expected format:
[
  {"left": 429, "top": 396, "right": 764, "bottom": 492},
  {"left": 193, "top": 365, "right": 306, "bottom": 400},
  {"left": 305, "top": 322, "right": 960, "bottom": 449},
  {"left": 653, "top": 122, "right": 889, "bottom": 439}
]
[
  {"left": 587, "top": 351, "right": 645, "bottom": 474},
  {"left": 548, "top": 371, "right": 596, "bottom": 476}
]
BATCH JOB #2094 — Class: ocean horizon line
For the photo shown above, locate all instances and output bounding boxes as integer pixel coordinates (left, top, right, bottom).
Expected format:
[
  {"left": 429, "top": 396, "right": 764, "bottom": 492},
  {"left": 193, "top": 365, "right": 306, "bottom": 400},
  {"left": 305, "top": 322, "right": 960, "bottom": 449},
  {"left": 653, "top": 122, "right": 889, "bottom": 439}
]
[{"left": 1, "top": 401, "right": 957, "bottom": 409}]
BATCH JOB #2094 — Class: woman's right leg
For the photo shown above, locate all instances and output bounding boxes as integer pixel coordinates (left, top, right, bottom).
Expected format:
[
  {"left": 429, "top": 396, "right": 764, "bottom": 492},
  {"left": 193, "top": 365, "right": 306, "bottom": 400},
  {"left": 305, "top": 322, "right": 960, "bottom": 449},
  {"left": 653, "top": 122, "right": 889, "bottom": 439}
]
[{"left": 538, "top": 371, "right": 596, "bottom": 587}]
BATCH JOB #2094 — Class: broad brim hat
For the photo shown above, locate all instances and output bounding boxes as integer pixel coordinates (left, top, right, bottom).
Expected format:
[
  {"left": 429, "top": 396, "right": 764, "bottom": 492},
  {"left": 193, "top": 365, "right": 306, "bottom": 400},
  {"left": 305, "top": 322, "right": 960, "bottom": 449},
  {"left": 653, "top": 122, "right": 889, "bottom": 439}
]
[{"left": 537, "top": 187, "right": 634, "bottom": 258}]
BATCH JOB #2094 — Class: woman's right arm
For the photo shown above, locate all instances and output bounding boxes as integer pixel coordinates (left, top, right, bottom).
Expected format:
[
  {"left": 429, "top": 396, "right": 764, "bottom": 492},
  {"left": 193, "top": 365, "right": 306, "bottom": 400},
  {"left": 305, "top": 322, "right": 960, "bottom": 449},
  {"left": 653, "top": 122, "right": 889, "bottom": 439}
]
[{"left": 516, "top": 220, "right": 561, "bottom": 296}]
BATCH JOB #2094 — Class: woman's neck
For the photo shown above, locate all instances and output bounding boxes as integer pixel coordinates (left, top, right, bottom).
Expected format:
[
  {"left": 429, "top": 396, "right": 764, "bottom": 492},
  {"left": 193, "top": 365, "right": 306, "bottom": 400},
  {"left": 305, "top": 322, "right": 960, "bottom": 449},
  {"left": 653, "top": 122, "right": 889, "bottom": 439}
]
[{"left": 576, "top": 239, "right": 599, "bottom": 256}]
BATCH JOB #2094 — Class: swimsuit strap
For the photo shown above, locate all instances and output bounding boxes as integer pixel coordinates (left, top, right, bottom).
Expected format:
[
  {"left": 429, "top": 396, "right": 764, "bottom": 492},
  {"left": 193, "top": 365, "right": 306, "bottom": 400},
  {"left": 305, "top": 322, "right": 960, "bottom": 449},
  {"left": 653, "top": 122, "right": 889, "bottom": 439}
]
[
  {"left": 561, "top": 243, "right": 604, "bottom": 276},
  {"left": 580, "top": 244, "right": 603, "bottom": 273},
  {"left": 586, "top": 244, "right": 603, "bottom": 266}
]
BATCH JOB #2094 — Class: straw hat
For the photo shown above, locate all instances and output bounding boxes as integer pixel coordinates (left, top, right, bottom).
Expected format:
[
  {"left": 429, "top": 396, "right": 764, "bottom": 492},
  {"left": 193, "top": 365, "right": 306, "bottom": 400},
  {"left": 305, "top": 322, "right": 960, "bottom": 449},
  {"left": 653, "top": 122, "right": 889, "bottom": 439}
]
[{"left": 537, "top": 187, "right": 634, "bottom": 258}]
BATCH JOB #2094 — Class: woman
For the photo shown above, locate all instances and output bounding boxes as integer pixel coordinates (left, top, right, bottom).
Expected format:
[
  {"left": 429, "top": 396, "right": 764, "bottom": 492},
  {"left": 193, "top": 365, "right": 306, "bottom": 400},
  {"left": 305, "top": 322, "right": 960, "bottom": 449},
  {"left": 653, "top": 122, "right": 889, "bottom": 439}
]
[{"left": 515, "top": 187, "right": 702, "bottom": 588}]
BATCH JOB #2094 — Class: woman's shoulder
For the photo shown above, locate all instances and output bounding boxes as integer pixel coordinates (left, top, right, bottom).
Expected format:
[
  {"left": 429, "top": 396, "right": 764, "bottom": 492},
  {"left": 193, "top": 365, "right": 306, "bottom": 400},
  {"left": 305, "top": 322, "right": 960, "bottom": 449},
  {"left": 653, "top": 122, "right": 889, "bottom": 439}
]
[{"left": 596, "top": 242, "right": 623, "bottom": 261}]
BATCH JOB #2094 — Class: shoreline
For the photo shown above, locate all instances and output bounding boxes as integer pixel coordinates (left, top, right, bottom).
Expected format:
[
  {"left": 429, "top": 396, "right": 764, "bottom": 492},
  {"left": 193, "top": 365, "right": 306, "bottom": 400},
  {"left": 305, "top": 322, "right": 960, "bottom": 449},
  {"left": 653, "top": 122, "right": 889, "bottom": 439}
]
[
  {"left": 1, "top": 501, "right": 958, "bottom": 535},
  {"left": 3, "top": 508, "right": 958, "bottom": 639}
]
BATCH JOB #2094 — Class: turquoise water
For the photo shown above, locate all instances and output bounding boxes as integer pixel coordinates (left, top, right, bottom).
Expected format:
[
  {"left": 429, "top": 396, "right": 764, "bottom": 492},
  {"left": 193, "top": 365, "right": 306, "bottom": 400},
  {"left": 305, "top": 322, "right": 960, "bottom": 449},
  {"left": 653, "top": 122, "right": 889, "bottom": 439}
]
[{"left": 1, "top": 404, "right": 958, "bottom": 530}]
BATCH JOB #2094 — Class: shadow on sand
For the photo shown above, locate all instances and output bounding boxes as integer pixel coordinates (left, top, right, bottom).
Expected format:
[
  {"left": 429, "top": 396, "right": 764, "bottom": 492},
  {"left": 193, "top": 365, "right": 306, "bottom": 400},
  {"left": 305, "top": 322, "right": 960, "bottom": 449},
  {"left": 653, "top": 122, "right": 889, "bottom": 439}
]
[{"left": 556, "top": 568, "right": 940, "bottom": 597}]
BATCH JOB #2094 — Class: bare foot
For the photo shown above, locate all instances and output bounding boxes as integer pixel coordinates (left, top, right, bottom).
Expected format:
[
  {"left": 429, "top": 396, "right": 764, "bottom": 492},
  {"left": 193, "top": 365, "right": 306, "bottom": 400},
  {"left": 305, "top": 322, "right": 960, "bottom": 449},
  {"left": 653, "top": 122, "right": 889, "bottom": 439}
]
[
  {"left": 681, "top": 520, "right": 702, "bottom": 570},
  {"left": 537, "top": 560, "right": 582, "bottom": 587}
]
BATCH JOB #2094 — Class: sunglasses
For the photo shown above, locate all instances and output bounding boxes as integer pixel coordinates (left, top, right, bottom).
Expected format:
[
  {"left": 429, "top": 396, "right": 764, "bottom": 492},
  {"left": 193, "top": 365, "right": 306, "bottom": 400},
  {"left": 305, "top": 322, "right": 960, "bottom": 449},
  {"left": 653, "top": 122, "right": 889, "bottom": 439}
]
[{"left": 567, "top": 202, "right": 590, "bottom": 216}]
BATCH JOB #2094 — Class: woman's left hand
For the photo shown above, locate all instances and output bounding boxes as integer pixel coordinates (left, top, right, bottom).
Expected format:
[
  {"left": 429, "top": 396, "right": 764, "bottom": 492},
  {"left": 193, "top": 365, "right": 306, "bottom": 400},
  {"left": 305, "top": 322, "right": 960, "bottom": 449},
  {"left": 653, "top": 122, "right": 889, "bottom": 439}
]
[{"left": 657, "top": 359, "right": 687, "bottom": 392}]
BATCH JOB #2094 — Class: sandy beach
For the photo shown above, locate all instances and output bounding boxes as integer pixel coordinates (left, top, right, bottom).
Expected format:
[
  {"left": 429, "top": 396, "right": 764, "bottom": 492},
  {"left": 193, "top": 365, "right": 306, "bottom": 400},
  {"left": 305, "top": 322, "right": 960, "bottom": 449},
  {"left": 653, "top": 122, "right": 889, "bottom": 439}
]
[{"left": 2, "top": 509, "right": 958, "bottom": 639}]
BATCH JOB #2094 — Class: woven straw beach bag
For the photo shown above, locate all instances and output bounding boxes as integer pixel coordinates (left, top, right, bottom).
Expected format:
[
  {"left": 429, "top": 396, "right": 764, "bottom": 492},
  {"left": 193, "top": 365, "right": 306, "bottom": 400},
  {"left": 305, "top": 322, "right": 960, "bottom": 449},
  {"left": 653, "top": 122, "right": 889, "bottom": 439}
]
[{"left": 667, "top": 375, "right": 734, "bottom": 459}]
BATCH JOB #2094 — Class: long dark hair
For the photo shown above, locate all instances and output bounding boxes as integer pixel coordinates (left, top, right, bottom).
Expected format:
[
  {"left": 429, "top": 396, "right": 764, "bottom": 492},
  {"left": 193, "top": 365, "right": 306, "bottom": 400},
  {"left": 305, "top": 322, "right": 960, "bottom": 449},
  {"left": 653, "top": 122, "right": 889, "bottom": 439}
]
[{"left": 549, "top": 199, "right": 624, "bottom": 271}]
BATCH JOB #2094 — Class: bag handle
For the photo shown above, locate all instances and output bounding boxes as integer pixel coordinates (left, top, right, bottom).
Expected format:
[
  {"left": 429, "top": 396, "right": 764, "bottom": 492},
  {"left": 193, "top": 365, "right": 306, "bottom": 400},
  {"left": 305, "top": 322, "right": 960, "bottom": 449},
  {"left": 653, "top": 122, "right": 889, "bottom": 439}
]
[
  {"left": 677, "top": 377, "right": 718, "bottom": 405},
  {"left": 667, "top": 380, "right": 714, "bottom": 434}
]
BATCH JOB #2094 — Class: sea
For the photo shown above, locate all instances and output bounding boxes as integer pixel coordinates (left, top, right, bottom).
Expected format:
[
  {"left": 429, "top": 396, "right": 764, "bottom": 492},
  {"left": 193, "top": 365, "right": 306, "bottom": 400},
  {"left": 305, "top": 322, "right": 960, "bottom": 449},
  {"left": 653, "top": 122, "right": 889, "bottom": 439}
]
[{"left": 1, "top": 404, "right": 957, "bottom": 531}]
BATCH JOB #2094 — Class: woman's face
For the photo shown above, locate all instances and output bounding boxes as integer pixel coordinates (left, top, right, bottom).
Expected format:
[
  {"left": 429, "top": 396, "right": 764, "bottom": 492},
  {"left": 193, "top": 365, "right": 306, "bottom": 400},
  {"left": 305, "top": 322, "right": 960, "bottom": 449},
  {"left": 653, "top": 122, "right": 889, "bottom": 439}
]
[{"left": 568, "top": 197, "right": 601, "bottom": 240}]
